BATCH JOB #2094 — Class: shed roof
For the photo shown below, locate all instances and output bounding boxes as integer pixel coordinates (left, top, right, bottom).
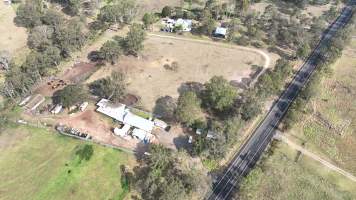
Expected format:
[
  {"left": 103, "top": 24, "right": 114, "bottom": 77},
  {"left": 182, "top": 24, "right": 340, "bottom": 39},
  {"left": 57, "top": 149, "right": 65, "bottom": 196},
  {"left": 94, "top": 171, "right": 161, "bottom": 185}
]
[
  {"left": 96, "top": 99, "right": 154, "bottom": 132},
  {"left": 123, "top": 112, "right": 154, "bottom": 132},
  {"left": 215, "top": 27, "right": 228, "bottom": 36}
]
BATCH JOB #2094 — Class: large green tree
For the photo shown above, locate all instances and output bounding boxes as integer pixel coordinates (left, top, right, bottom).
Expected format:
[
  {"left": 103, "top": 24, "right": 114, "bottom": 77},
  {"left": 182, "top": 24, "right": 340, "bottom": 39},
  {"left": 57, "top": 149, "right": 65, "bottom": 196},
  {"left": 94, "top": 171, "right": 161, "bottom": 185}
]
[
  {"left": 124, "top": 23, "right": 146, "bottom": 55},
  {"left": 204, "top": 76, "right": 238, "bottom": 111},
  {"left": 53, "top": 84, "right": 88, "bottom": 107},
  {"left": 153, "top": 96, "right": 177, "bottom": 122},
  {"left": 15, "top": 0, "right": 43, "bottom": 28},
  {"left": 175, "top": 91, "right": 202, "bottom": 125},
  {"left": 98, "top": 40, "right": 122, "bottom": 64},
  {"left": 98, "top": 0, "right": 137, "bottom": 25},
  {"left": 136, "top": 145, "right": 201, "bottom": 200},
  {"left": 89, "top": 71, "right": 126, "bottom": 103}
]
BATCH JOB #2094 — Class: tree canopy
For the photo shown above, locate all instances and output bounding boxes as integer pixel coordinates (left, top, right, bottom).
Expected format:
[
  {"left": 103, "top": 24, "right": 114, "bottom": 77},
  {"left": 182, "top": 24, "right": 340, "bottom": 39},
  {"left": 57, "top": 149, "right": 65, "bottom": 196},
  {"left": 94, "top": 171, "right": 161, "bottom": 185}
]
[
  {"left": 89, "top": 71, "right": 126, "bottom": 103},
  {"left": 136, "top": 145, "right": 204, "bottom": 200},
  {"left": 175, "top": 91, "right": 203, "bottom": 125},
  {"left": 98, "top": 40, "right": 122, "bottom": 64},
  {"left": 53, "top": 84, "right": 88, "bottom": 107},
  {"left": 124, "top": 23, "right": 146, "bottom": 55},
  {"left": 204, "top": 76, "right": 238, "bottom": 111}
]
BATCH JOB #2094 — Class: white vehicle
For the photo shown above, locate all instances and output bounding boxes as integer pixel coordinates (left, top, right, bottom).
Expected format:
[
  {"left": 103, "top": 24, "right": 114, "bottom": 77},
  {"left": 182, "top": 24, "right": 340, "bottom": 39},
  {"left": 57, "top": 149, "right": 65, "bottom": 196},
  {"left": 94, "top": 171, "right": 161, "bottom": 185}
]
[
  {"left": 51, "top": 104, "right": 63, "bottom": 114},
  {"left": 188, "top": 136, "right": 193, "bottom": 143},
  {"left": 79, "top": 102, "right": 89, "bottom": 111}
]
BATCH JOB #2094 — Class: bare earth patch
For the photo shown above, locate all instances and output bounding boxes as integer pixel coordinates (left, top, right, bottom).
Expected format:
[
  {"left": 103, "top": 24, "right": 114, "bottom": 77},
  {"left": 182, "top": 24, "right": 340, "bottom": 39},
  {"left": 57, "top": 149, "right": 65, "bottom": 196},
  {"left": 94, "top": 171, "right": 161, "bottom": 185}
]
[{"left": 56, "top": 108, "right": 141, "bottom": 150}]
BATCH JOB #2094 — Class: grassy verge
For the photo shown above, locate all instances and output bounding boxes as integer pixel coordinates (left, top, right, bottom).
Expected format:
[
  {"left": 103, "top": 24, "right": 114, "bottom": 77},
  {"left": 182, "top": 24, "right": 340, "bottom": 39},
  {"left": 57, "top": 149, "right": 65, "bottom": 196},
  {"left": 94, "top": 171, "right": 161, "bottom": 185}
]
[
  {"left": 239, "top": 142, "right": 356, "bottom": 200},
  {"left": 284, "top": 34, "right": 356, "bottom": 174},
  {"left": 0, "top": 125, "right": 134, "bottom": 200}
]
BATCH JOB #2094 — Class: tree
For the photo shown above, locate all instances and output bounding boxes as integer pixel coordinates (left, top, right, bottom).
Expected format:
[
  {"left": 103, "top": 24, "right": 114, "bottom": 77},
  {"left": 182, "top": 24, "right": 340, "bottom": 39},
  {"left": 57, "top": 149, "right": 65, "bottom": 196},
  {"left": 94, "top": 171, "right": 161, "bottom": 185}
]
[
  {"left": 0, "top": 50, "right": 11, "bottom": 70},
  {"left": 65, "top": 0, "right": 81, "bottom": 16},
  {"left": 54, "top": 18, "right": 87, "bottom": 57},
  {"left": 53, "top": 84, "right": 88, "bottom": 107},
  {"left": 199, "top": 9, "right": 216, "bottom": 35},
  {"left": 235, "top": 0, "right": 250, "bottom": 15},
  {"left": 41, "top": 9, "right": 65, "bottom": 27},
  {"left": 224, "top": 116, "right": 243, "bottom": 143},
  {"left": 175, "top": 91, "right": 202, "bottom": 125},
  {"left": 240, "top": 95, "right": 261, "bottom": 121},
  {"left": 142, "top": 13, "right": 157, "bottom": 30},
  {"left": 2, "top": 65, "right": 35, "bottom": 98},
  {"left": 296, "top": 43, "right": 311, "bottom": 59},
  {"left": 98, "top": 0, "right": 138, "bottom": 25},
  {"left": 161, "top": 6, "right": 173, "bottom": 17},
  {"left": 22, "top": 47, "right": 61, "bottom": 76},
  {"left": 153, "top": 96, "right": 177, "bottom": 122},
  {"left": 204, "top": 76, "right": 238, "bottom": 111},
  {"left": 124, "top": 23, "right": 146, "bottom": 55},
  {"left": 27, "top": 25, "right": 54, "bottom": 51},
  {"left": 136, "top": 145, "right": 203, "bottom": 200},
  {"left": 89, "top": 71, "right": 126, "bottom": 103},
  {"left": 98, "top": 40, "right": 122, "bottom": 64},
  {"left": 15, "top": 0, "right": 43, "bottom": 28}
]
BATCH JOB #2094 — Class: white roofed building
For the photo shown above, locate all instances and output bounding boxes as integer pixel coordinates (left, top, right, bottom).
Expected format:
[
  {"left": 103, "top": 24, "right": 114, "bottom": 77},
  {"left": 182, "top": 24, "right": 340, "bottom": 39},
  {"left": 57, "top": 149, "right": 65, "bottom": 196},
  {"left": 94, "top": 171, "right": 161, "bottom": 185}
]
[
  {"left": 175, "top": 18, "right": 192, "bottom": 32},
  {"left": 96, "top": 99, "right": 154, "bottom": 135},
  {"left": 96, "top": 99, "right": 126, "bottom": 122},
  {"left": 214, "top": 27, "right": 228, "bottom": 38}
]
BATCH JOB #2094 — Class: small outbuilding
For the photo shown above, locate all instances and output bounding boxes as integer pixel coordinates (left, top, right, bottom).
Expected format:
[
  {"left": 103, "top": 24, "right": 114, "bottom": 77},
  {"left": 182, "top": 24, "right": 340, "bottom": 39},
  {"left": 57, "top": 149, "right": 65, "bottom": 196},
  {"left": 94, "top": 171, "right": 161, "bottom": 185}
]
[
  {"left": 214, "top": 27, "right": 228, "bottom": 38},
  {"left": 51, "top": 104, "right": 63, "bottom": 114},
  {"left": 80, "top": 102, "right": 89, "bottom": 111},
  {"left": 114, "top": 124, "right": 131, "bottom": 137}
]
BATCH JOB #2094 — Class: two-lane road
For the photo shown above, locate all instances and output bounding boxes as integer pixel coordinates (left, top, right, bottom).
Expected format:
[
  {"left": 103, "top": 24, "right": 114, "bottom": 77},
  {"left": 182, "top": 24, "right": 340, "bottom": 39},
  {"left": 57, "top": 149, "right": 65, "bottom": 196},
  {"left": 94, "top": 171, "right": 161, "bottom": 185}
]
[{"left": 206, "top": 3, "right": 355, "bottom": 200}]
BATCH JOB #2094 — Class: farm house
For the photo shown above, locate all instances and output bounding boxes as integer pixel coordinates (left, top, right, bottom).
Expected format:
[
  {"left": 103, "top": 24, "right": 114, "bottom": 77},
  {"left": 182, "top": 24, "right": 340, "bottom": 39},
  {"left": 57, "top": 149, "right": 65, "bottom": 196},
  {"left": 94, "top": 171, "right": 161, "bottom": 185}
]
[{"left": 96, "top": 99, "right": 157, "bottom": 142}]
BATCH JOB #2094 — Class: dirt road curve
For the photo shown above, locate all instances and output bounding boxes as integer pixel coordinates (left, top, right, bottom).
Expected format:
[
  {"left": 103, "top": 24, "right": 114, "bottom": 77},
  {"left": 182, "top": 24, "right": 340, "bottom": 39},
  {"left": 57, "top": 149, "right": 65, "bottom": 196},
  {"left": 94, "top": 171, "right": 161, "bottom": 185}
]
[
  {"left": 148, "top": 33, "right": 271, "bottom": 86},
  {"left": 276, "top": 133, "right": 356, "bottom": 183}
]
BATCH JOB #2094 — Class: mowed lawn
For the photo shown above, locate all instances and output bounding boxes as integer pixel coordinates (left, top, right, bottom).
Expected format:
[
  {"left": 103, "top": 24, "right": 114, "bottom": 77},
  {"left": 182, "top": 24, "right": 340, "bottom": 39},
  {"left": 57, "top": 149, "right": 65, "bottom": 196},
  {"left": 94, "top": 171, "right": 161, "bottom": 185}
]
[
  {"left": 0, "top": 125, "right": 134, "bottom": 200},
  {"left": 239, "top": 143, "right": 356, "bottom": 200}
]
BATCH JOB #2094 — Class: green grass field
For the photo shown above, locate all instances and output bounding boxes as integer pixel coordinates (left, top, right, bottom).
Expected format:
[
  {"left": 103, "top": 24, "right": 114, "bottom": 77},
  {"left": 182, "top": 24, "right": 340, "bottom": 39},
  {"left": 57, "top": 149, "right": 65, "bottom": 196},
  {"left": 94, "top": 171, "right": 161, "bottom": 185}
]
[
  {"left": 0, "top": 125, "right": 134, "bottom": 200},
  {"left": 239, "top": 142, "right": 356, "bottom": 200}
]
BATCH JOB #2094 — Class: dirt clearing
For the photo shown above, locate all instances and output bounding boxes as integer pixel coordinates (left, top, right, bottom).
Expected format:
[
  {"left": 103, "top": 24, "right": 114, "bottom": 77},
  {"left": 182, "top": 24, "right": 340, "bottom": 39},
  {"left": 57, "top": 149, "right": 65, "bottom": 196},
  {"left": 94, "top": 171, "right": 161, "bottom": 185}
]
[{"left": 88, "top": 34, "right": 272, "bottom": 111}]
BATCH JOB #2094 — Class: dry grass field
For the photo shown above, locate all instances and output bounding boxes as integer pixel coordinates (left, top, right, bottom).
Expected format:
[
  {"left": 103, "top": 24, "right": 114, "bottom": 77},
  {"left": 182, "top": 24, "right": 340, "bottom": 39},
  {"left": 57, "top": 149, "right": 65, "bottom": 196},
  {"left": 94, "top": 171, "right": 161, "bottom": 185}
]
[
  {"left": 283, "top": 35, "right": 356, "bottom": 175},
  {"left": 0, "top": 3, "right": 28, "bottom": 58},
  {"left": 87, "top": 35, "right": 271, "bottom": 111},
  {"left": 239, "top": 142, "right": 356, "bottom": 200}
]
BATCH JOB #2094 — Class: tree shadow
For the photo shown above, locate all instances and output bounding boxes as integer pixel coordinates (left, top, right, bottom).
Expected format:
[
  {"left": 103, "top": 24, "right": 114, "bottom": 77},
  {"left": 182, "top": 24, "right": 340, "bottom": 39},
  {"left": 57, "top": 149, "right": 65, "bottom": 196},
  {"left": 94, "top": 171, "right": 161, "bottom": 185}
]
[
  {"left": 173, "top": 135, "right": 191, "bottom": 150},
  {"left": 177, "top": 81, "right": 204, "bottom": 96}
]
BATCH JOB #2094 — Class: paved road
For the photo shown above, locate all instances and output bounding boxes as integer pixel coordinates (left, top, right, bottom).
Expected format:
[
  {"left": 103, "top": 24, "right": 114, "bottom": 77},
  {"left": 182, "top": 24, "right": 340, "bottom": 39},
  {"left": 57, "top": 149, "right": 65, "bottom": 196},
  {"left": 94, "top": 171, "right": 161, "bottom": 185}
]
[{"left": 206, "top": 3, "right": 355, "bottom": 200}]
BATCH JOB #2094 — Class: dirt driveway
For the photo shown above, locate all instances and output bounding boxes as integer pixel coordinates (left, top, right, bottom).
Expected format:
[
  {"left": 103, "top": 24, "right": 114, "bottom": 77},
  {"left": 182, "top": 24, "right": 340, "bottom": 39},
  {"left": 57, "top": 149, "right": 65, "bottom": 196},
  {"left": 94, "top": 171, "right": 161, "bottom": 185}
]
[{"left": 57, "top": 108, "right": 141, "bottom": 150}]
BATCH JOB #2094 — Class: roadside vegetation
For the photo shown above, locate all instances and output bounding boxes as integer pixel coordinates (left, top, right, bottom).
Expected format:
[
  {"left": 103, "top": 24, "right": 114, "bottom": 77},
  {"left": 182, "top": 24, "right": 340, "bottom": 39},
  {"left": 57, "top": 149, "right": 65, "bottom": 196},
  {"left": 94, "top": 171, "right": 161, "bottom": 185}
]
[
  {"left": 282, "top": 16, "right": 356, "bottom": 174},
  {"left": 238, "top": 142, "right": 356, "bottom": 200}
]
